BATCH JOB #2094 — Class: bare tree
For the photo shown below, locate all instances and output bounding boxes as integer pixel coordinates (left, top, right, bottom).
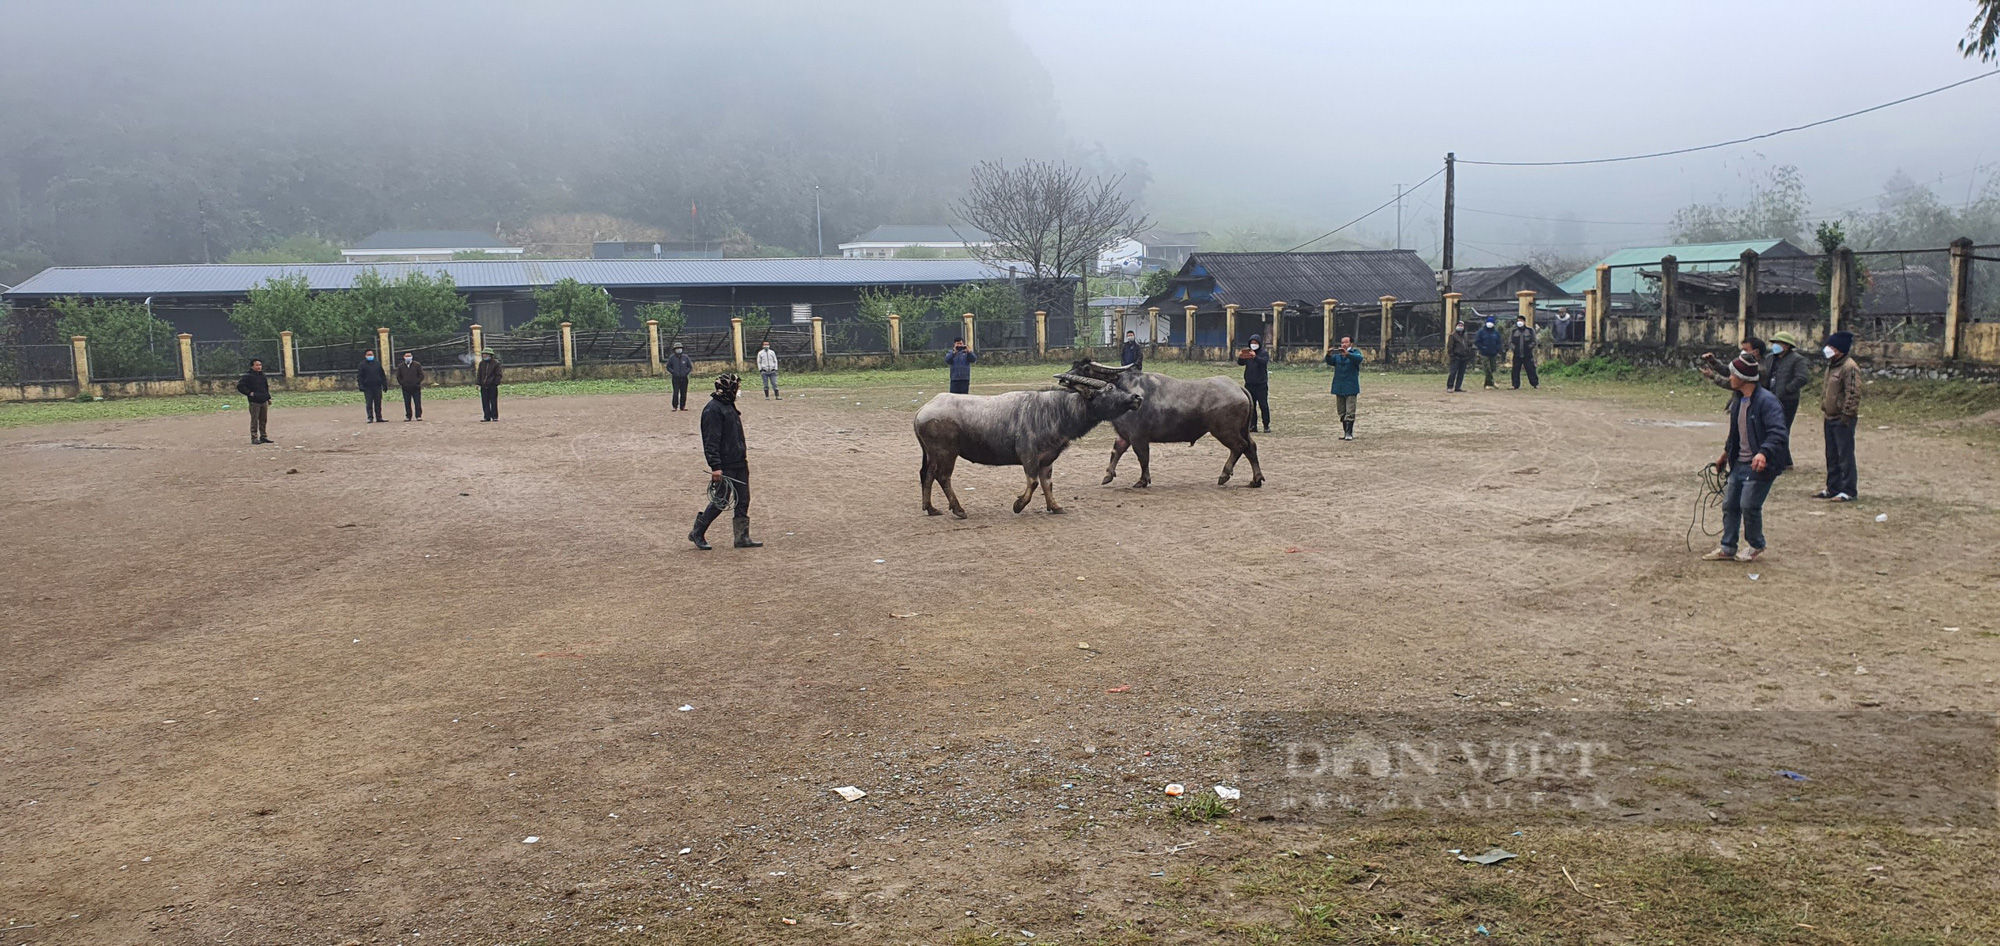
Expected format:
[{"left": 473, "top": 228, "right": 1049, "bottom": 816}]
[{"left": 955, "top": 159, "right": 1147, "bottom": 284}]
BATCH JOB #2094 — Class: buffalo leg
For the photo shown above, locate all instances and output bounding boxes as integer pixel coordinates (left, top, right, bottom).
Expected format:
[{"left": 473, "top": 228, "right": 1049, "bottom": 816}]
[
  {"left": 1220, "top": 445, "right": 1240, "bottom": 486},
  {"left": 1244, "top": 437, "right": 1264, "bottom": 488},
  {"left": 921, "top": 453, "right": 940, "bottom": 515},
  {"left": 1102, "top": 436, "right": 1129, "bottom": 485},
  {"left": 1014, "top": 460, "right": 1040, "bottom": 514},
  {"left": 931, "top": 452, "right": 968, "bottom": 519},
  {"left": 1133, "top": 441, "right": 1152, "bottom": 488},
  {"left": 1039, "top": 465, "right": 1065, "bottom": 514}
]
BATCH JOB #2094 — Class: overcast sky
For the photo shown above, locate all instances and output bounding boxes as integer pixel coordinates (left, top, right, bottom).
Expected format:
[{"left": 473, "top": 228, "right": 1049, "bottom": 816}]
[{"left": 1011, "top": 0, "right": 2000, "bottom": 257}]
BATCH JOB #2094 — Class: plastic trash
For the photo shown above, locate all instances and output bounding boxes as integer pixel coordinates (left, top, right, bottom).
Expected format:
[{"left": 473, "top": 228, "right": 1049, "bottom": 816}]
[
  {"left": 522, "top": 836, "right": 540, "bottom": 844},
  {"left": 678, "top": 704, "right": 694, "bottom": 712},
  {"left": 1214, "top": 785, "right": 1241, "bottom": 801},
  {"left": 834, "top": 786, "right": 867, "bottom": 802},
  {"left": 1875, "top": 513, "right": 1888, "bottom": 522},
  {"left": 1476, "top": 924, "right": 1491, "bottom": 936},
  {"left": 1777, "top": 770, "right": 1810, "bottom": 782},
  {"left": 1163, "top": 784, "right": 1185, "bottom": 797},
  {"left": 1458, "top": 848, "right": 1516, "bottom": 865}
]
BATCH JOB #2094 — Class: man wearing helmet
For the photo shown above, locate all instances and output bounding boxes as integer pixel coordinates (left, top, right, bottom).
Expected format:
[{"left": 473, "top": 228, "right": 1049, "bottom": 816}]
[{"left": 689, "top": 373, "right": 761, "bottom": 550}]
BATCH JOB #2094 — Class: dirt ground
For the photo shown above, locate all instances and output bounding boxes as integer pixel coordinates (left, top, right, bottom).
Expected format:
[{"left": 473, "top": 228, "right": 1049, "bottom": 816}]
[{"left": 3, "top": 369, "right": 1997, "bottom": 945}]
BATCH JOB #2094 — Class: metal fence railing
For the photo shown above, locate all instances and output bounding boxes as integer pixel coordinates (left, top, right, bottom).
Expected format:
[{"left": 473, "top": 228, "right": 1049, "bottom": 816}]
[
  {"left": 974, "top": 312, "right": 1037, "bottom": 351},
  {"left": 572, "top": 329, "right": 651, "bottom": 364},
  {"left": 88, "top": 346, "right": 181, "bottom": 383},
  {"left": 825, "top": 320, "right": 890, "bottom": 354},
  {"left": 1973, "top": 246, "right": 2000, "bottom": 322},
  {"left": 192, "top": 338, "right": 283, "bottom": 379},
  {"left": 1848, "top": 248, "right": 1953, "bottom": 342},
  {"left": 407, "top": 334, "right": 475, "bottom": 370},
  {"left": 0, "top": 343, "right": 76, "bottom": 384},
  {"left": 294, "top": 339, "right": 375, "bottom": 375},
  {"left": 485, "top": 333, "right": 562, "bottom": 367}
]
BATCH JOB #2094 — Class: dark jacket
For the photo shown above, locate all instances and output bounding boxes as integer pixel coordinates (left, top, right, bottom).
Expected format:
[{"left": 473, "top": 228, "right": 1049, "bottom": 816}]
[
  {"left": 666, "top": 352, "right": 694, "bottom": 378},
  {"left": 1763, "top": 347, "right": 1809, "bottom": 403},
  {"left": 1121, "top": 339, "right": 1143, "bottom": 369},
  {"left": 394, "top": 359, "right": 425, "bottom": 388},
  {"left": 476, "top": 358, "right": 503, "bottom": 388},
  {"left": 1509, "top": 324, "right": 1537, "bottom": 360},
  {"left": 945, "top": 348, "right": 977, "bottom": 381},
  {"left": 235, "top": 369, "right": 271, "bottom": 403},
  {"left": 1474, "top": 326, "right": 1502, "bottom": 356},
  {"left": 1325, "top": 348, "right": 1364, "bottom": 396},
  {"left": 1723, "top": 385, "right": 1792, "bottom": 480},
  {"left": 358, "top": 359, "right": 388, "bottom": 391},
  {"left": 1236, "top": 346, "right": 1269, "bottom": 386},
  {"left": 700, "top": 394, "right": 747, "bottom": 470},
  {"left": 1447, "top": 331, "right": 1474, "bottom": 361}
]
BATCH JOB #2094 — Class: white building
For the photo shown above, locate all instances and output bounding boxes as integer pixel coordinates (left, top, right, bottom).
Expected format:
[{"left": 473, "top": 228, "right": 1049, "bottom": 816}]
[{"left": 838, "top": 225, "right": 994, "bottom": 259}]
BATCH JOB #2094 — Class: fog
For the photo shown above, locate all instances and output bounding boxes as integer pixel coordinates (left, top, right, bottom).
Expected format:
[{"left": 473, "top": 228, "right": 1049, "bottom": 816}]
[{"left": 2, "top": 0, "right": 1995, "bottom": 279}]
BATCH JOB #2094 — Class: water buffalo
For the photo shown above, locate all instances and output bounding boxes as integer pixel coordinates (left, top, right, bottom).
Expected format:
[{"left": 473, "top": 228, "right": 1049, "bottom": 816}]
[
  {"left": 915, "top": 373, "right": 1144, "bottom": 518},
  {"left": 1074, "top": 360, "right": 1264, "bottom": 489}
]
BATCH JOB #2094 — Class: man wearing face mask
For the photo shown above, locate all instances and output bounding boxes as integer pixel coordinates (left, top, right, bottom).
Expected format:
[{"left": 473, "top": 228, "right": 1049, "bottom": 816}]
[
  {"left": 476, "top": 348, "right": 503, "bottom": 421},
  {"left": 1508, "top": 316, "right": 1539, "bottom": 390},
  {"left": 1325, "top": 336, "right": 1364, "bottom": 440},
  {"left": 666, "top": 342, "right": 694, "bottom": 411},
  {"left": 1237, "top": 334, "right": 1270, "bottom": 433},
  {"left": 689, "top": 372, "right": 759, "bottom": 551},
  {"left": 357, "top": 349, "right": 388, "bottom": 423},
  {"left": 1474, "top": 319, "right": 1502, "bottom": 389},
  {"left": 394, "top": 351, "right": 425, "bottom": 421},
  {"left": 945, "top": 337, "right": 977, "bottom": 394},
  {"left": 1814, "top": 330, "right": 1861, "bottom": 502},
  {"left": 1121, "top": 329, "right": 1143, "bottom": 370},
  {"left": 1445, "top": 321, "right": 1472, "bottom": 393},
  {"left": 1762, "top": 332, "right": 1809, "bottom": 428}
]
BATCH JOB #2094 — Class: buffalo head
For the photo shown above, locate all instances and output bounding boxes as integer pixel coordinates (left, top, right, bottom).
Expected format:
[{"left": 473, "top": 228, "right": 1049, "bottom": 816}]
[{"left": 1055, "top": 372, "right": 1143, "bottom": 420}]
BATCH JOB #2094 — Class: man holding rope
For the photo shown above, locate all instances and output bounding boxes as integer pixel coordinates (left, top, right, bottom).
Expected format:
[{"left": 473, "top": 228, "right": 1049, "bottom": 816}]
[
  {"left": 689, "top": 372, "right": 761, "bottom": 551},
  {"left": 1702, "top": 355, "right": 1791, "bottom": 563}
]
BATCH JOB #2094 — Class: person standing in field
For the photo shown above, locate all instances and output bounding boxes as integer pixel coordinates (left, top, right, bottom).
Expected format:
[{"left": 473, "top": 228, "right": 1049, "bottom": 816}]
[
  {"left": 1237, "top": 334, "right": 1270, "bottom": 433},
  {"left": 1445, "top": 320, "right": 1472, "bottom": 393},
  {"left": 1815, "top": 330, "right": 1861, "bottom": 502},
  {"left": 1703, "top": 355, "right": 1791, "bottom": 563},
  {"left": 358, "top": 349, "right": 388, "bottom": 423},
  {"left": 1762, "top": 331, "right": 1810, "bottom": 429},
  {"left": 666, "top": 342, "right": 694, "bottom": 411},
  {"left": 236, "top": 358, "right": 273, "bottom": 444},
  {"left": 1509, "top": 316, "right": 1539, "bottom": 390},
  {"left": 476, "top": 348, "right": 502, "bottom": 422},
  {"left": 689, "top": 372, "right": 760, "bottom": 551},
  {"left": 1325, "top": 335, "right": 1364, "bottom": 440},
  {"left": 395, "top": 351, "right": 425, "bottom": 421},
  {"left": 1474, "top": 318, "right": 1503, "bottom": 389},
  {"left": 945, "top": 337, "right": 977, "bottom": 395},
  {"left": 1121, "top": 329, "right": 1143, "bottom": 370},
  {"left": 756, "top": 340, "right": 781, "bottom": 399},
  {"left": 1700, "top": 336, "right": 1767, "bottom": 391}
]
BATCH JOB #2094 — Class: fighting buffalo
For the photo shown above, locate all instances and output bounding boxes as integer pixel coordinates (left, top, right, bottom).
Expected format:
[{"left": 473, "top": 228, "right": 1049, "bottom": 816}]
[
  {"left": 1071, "top": 360, "right": 1264, "bottom": 489},
  {"left": 914, "top": 372, "right": 1144, "bottom": 517}
]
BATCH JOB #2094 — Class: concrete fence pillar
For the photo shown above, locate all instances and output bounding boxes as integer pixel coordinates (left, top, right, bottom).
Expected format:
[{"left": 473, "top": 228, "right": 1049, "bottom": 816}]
[
  {"left": 71, "top": 335, "right": 90, "bottom": 389},
  {"left": 1113, "top": 306, "right": 1127, "bottom": 345},
  {"left": 1582, "top": 289, "right": 1600, "bottom": 354},
  {"left": 887, "top": 313, "right": 902, "bottom": 357},
  {"left": 1442, "top": 293, "right": 1460, "bottom": 332},
  {"left": 467, "top": 324, "right": 483, "bottom": 365},
  {"left": 177, "top": 333, "right": 196, "bottom": 393},
  {"left": 1319, "top": 299, "right": 1337, "bottom": 354},
  {"left": 1377, "top": 296, "right": 1396, "bottom": 359},
  {"left": 1593, "top": 264, "right": 1612, "bottom": 348},
  {"left": 1270, "top": 301, "right": 1287, "bottom": 358},
  {"left": 1146, "top": 306, "right": 1160, "bottom": 357},
  {"left": 1034, "top": 310, "right": 1047, "bottom": 358},
  {"left": 1658, "top": 255, "right": 1679, "bottom": 348},
  {"left": 730, "top": 317, "right": 745, "bottom": 371},
  {"left": 1829, "top": 248, "right": 1855, "bottom": 336},
  {"left": 1945, "top": 237, "right": 1973, "bottom": 359},
  {"left": 1224, "top": 303, "right": 1240, "bottom": 355},
  {"left": 376, "top": 326, "right": 392, "bottom": 363},
  {"left": 961, "top": 312, "right": 975, "bottom": 351},
  {"left": 1516, "top": 290, "right": 1537, "bottom": 328},
  {"left": 810, "top": 315, "right": 825, "bottom": 369},
  {"left": 1736, "top": 249, "right": 1759, "bottom": 346},
  {"left": 645, "top": 319, "right": 662, "bottom": 375},
  {"left": 280, "top": 330, "right": 298, "bottom": 378},
  {"left": 1183, "top": 305, "right": 1197, "bottom": 356},
  {"left": 559, "top": 322, "right": 575, "bottom": 370}
]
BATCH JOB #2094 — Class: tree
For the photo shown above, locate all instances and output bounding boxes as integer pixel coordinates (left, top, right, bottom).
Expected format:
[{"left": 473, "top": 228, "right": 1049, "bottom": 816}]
[
  {"left": 335, "top": 269, "right": 468, "bottom": 343},
  {"left": 224, "top": 233, "right": 343, "bottom": 264},
  {"left": 637, "top": 301, "right": 686, "bottom": 338},
  {"left": 954, "top": 159, "right": 1146, "bottom": 313},
  {"left": 230, "top": 273, "right": 344, "bottom": 341},
  {"left": 1965, "top": 0, "right": 2000, "bottom": 61},
  {"left": 735, "top": 305, "right": 772, "bottom": 342},
  {"left": 525, "top": 278, "right": 618, "bottom": 333},
  {"left": 52, "top": 298, "right": 178, "bottom": 379},
  {"left": 1139, "top": 267, "right": 1177, "bottom": 299},
  {"left": 1669, "top": 165, "right": 1810, "bottom": 245}
]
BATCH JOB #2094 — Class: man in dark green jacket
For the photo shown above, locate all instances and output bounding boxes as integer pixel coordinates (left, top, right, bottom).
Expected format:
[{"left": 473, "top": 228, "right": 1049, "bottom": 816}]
[
  {"left": 1762, "top": 331, "right": 1810, "bottom": 428},
  {"left": 1325, "top": 336, "right": 1364, "bottom": 440}
]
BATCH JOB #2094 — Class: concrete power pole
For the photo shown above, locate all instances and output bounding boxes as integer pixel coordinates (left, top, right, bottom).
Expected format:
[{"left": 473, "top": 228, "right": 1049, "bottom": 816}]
[{"left": 1440, "top": 153, "right": 1455, "bottom": 292}]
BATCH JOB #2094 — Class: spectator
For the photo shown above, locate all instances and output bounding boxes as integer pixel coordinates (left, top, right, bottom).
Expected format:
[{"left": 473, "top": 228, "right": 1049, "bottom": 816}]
[
  {"left": 1474, "top": 319, "right": 1503, "bottom": 389},
  {"left": 666, "top": 342, "right": 694, "bottom": 411},
  {"left": 476, "top": 348, "right": 502, "bottom": 421},
  {"left": 235, "top": 358, "right": 273, "bottom": 444},
  {"left": 1703, "top": 355, "right": 1791, "bottom": 562},
  {"left": 945, "top": 337, "right": 977, "bottom": 394},
  {"left": 1445, "top": 320, "right": 1472, "bottom": 393},
  {"left": 358, "top": 349, "right": 388, "bottom": 423},
  {"left": 1121, "top": 329, "right": 1143, "bottom": 370},
  {"left": 1509, "top": 316, "right": 1539, "bottom": 390},
  {"left": 1814, "top": 330, "right": 1861, "bottom": 502},
  {"left": 756, "top": 340, "right": 780, "bottom": 399},
  {"left": 394, "top": 351, "right": 425, "bottom": 421},
  {"left": 1325, "top": 336, "right": 1364, "bottom": 440},
  {"left": 1763, "top": 331, "right": 1809, "bottom": 428},
  {"left": 1237, "top": 334, "right": 1270, "bottom": 433}
]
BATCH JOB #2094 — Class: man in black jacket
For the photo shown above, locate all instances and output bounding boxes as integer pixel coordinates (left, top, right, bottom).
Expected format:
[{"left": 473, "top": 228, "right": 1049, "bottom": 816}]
[
  {"left": 665, "top": 342, "right": 694, "bottom": 411},
  {"left": 1120, "top": 330, "right": 1143, "bottom": 370},
  {"left": 690, "top": 373, "right": 760, "bottom": 550},
  {"left": 395, "top": 351, "right": 425, "bottom": 421},
  {"left": 1508, "top": 317, "right": 1539, "bottom": 390},
  {"left": 1445, "top": 321, "right": 1473, "bottom": 392},
  {"left": 1762, "top": 331, "right": 1810, "bottom": 428},
  {"left": 235, "top": 359, "right": 273, "bottom": 444},
  {"left": 476, "top": 349, "right": 502, "bottom": 421},
  {"left": 357, "top": 350, "right": 388, "bottom": 422},
  {"left": 1237, "top": 334, "right": 1270, "bottom": 433}
]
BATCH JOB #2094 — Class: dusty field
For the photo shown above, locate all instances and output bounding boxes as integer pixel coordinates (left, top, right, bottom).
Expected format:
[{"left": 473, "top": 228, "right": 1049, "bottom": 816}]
[{"left": 3, "top": 368, "right": 1998, "bottom": 945}]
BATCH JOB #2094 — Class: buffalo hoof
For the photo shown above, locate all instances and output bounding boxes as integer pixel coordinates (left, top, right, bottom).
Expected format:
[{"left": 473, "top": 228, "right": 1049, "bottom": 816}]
[
  {"left": 1134, "top": 479, "right": 1150, "bottom": 489},
  {"left": 1249, "top": 479, "right": 1265, "bottom": 488},
  {"left": 925, "top": 507, "right": 942, "bottom": 516},
  {"left": 1012, "top": 499, "right": 1028, "bottom": 514},
  {"left": 1217, "top": 475, "right": 1231, "bottom": 486},
  {"left": 951, "top": 508, "right": 968, "bottom": 520},
  {"left": 1047, "top": 506, "right": 1068, "bottom": 515},
  {"left": 1101, "top": 473, "right": 1116, "bottom": 485}
]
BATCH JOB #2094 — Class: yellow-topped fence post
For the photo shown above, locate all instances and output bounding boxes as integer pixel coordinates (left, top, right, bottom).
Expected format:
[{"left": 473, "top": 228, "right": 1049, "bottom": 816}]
[
  {"left": 1270, "top": 301, "right": 1287, "bottom": 359},
  {"left": 1736, "top": 249, "right": 1758, "bottom": 346},
  {"left": 1146, "top": 306, "right": 1161, "bottom": 358},
  {"left": 730, "top": 317, "right": 745, "bottom": 371},
  {"left": 71, "top": 335, "right": 90, "bottom": 390},
  {"left": 1321, "top": 299, "right": 1338, "bottom": 353},
  {"left": 466, "top": 325, "right": 482, "bottom": 365},
  {"left": 1945, "top": 237, "right": 1972, "bottom": 359},
  {"left": 810, "top": 315, "right": 825, "bottom": 369},
  {"left": 887, "top": 313, "right": 902, "bottom": 357},
  {"left": 559, "top": 322, "right": 575, "bottom": 370},
  {"left": 1582, "top": 289, "right": 1600, "bottom": 355},
  {"left": 1034, "top": 310, "right": 1047, "bottom": 358},
  {"left": 961, "top": 312, "right": 975, "bottom": 351},
  {"left": 376, "top": 326, "right": 392, "bottom": 363},
  {"left": 1516, "top": 290, "right": 1537, "bottom": 328},
  {"left": 645, "top": 319, "right": 662, "bottom": 375},
  {"left": 177, "top": 333, "right": 196, "bottom": 393},
  {"left": 281, "top": 330, "right": 298, "bottom": 378},
  {"left": 1183, "top": 305, "right": 1197, "bottom": 357},
  {"left": 1223, "top": 303, "right": 1240, "bottom": 357},
  {"left": 1377, "top": 296, "right": 1396, "bottom": 359}
]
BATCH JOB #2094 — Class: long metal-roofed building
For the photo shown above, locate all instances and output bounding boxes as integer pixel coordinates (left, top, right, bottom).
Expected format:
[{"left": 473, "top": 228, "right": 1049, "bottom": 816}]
[
  {"left": 1136, "top": 250, "right": 1441, "bottom": 347},
  {"left": 3, "top": 258, "right": 1066, "bottom": 341}
]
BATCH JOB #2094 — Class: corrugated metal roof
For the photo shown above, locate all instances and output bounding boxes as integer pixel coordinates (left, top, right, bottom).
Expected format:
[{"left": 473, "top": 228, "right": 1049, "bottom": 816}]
[
  {"left": 841, "top": 224, "right": 994, "bottom": 245},
  {"left": 1143, "top": 250, "right": 1439, "bottom": 312},
  {"left": 3, "top": 258, "right": 1021, "bottom": 299},
  {"left": 1448, "top": 264, "right": 1572, "bottom": 300},
  {"left": 350, "top": 229, "right": 514, "bottom": 250},
  {"left": 1557, "top": 239, "right": 1811, "bottom": 295}
]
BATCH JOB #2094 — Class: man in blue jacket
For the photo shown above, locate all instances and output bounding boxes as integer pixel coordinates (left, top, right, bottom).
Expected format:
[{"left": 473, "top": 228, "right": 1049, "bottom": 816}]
[
  {"left": 1704, "top": 355, "right": 1791, "bottom": 563},
  {"left": 944, "top": 338, "right": 977, "bottom": 394},
  {"left": 1473, "top": 319, "right": 1503, "bottom": 389},
  {"left": 1325, "top": 336, "right": 1364, "bottom": 440},
  {"left": 1236, "top": 334, "right": 1270, "bottom": 433}
]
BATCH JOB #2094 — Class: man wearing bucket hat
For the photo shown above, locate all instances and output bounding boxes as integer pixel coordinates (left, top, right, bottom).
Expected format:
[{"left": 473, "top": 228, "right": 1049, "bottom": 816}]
[
  {"left": 690, "top": 372, "right": 760, "bottom": 550},
  {"left": 475, "top": 348, "right": 503, "bottom": 421},
  {"left": 1814, "top": 330, "right": 1861, "bottom": 502},
  {"left": 665, "top": 342, "right": 694, "bottom": 411},
  {"left": 1762, "top": 331, "right": 1810, "bottom": 428}
]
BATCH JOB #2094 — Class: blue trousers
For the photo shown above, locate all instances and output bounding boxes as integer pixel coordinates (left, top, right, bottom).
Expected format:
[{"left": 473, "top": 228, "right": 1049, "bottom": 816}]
[{"left": 1720, "top": 465, "right": 1774, "bottom": 552}]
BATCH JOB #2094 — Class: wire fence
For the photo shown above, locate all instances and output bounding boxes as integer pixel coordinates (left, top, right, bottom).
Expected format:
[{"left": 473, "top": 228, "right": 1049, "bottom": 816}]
[
  {"left": 485, "top": 333, "right": 563, "bottom": 367},
  {"left": 89, "top": 346, "right": 181, "bottom": 383},
  {"left": 1973, "top": 246, "right": 2000, "bottom": 322},
  {"left": 974, "top": 311, "right": 1038, "bottom": 351},
  {"left": 572, "top": 329, "right": 652, "bottom": 364},
  {"left": 825, "top": 320, "right": 891, "bottom": 354},
  {"left": 194, "top": 338, "right": 284, "bottom": 378},
  {"left": 294, "top": 338, "right": 376, "bottom": 375},
  {"left": 407, "top": 334, "right": 476, "bottom": 370},
  {"left": 1849, "top": 248, "right": 1953, "bottom": 342},
  {"left": 0, "top": 343, "right": 76, "bottom": 384}
]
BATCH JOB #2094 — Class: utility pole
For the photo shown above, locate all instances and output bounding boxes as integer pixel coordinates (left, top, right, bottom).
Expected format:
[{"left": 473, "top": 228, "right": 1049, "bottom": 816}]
[
  {"left": 815, "top": 184, "right": 823, "bottom": 258},
  {"left": 197, "top": 197, "right": 213, "bottom": 263},
  {"left": 1394, "top": 184, "right": 1404, "bottom": 250},
  {"left": 1440, "top": 153, "right": 1455, "bottom": 292}
]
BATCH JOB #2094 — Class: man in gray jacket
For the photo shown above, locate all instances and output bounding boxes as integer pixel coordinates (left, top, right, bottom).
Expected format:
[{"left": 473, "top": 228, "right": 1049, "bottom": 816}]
[{"left": 666, "top": 342, "right": 694, "bottom": 411}]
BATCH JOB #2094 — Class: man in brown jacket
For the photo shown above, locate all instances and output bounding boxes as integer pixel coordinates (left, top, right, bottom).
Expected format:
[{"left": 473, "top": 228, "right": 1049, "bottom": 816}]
[
  {"left": 395, "top": 351, "right": 426, "bottom": 421},
  {"left": 1815, "top": 330, "right": 1861, "bottom": 502},
  {"left": 1445, "top": 321, "right": 1472, "bottom": 392}
]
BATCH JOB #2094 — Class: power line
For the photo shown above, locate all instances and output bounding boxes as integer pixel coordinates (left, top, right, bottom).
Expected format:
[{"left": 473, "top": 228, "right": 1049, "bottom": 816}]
[
  {"left": 1460, "top": 71, "right": 2000, "bottom": 167},
  {"left": 1240, "top": 166, "right": 1446, "bottom": 261}
]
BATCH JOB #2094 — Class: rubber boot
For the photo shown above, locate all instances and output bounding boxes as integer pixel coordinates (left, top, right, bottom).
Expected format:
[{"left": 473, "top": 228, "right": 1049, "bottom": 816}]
[
  {"left": 689, "top": 509, "right": 717, "bottom": 550},
  {"left": 1343, "top": 420, "right": 1354, "bottom": 440},
  {"left": 732, "top": 516, "right": 762, "bottom": 549}
]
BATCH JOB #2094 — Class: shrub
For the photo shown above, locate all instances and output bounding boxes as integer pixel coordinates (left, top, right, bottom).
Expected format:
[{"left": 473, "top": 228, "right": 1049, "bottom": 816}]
[{"left": 52, "top": 298, "right": 179, "bottom": 379}]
